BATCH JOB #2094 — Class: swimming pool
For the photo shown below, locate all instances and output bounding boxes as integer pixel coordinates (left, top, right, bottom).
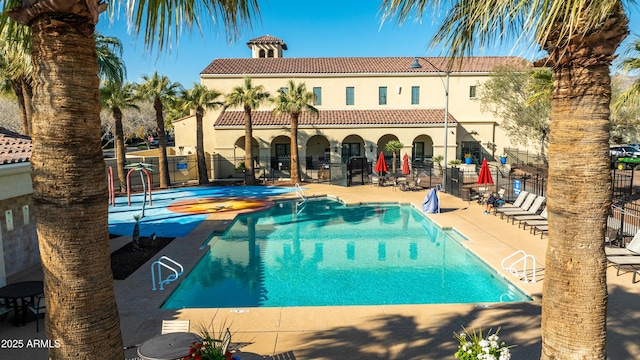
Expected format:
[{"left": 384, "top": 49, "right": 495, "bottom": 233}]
[{"left": 162, "top": 198, "right": 531, "bottom": 308}]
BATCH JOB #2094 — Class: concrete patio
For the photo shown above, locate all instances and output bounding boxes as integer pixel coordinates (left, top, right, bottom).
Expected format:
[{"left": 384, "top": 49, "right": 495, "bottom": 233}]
[{"left": 2, "top": 183, "right": 639, "bottom": 359}]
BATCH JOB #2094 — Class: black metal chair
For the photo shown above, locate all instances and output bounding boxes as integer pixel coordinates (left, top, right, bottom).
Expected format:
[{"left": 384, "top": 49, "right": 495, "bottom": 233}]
[{"left": 28, "top": 293, "right": 46, "bottom": 332}]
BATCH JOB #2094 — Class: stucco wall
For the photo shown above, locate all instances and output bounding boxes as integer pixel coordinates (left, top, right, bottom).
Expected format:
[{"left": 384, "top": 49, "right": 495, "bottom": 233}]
[{"left": 0, "top": 163, "right": 39, "bottom": 285}]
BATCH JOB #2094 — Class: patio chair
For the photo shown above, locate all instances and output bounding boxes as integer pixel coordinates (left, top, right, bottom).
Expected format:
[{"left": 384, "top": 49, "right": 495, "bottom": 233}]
[
  {"left": 495, "top": 193, "right": 538, "bottom": 219},
  {"left": 605, "top": 230, "right": 640, "bottom": 256},
  {"left": 493, "top": 191, "right": 529, "bottom": 215},
  {"left": 161, "top": 319, "right": 191, "bottom": 334},
  {"left": 532, "top": 224, "right": 548, "bottom": 238},
  {"left": 0, "top": 298, "right": 12, "bottom": 322},
  {"left": 502, "top": 196, "right": 545, "bottom": 222},
  {"left": 607, "top": 255, "right": 640, "bottom": 283},
  {"left": 514, "top": 207, "right": 547, "bottom": 228},
  {"left": 498, "top": 190, "right": 528, "bottom": 209},
  {"left": 27, "top": 293, "right": 46, "bottom": 332}
]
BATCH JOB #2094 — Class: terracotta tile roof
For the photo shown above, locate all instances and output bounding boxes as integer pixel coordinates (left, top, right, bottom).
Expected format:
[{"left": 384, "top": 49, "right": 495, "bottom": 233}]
[
  {"left": 247, "top": 35, "right": 288, "bottom": 50},
  {"left": 0, "top": 127, "right": 32, "bottom": 165},
  {"left": 214, "top": 109, "right": 457, "bottom": 127},
  {"left": 201, "top": 56, "right": 528, "bottom": 75}
]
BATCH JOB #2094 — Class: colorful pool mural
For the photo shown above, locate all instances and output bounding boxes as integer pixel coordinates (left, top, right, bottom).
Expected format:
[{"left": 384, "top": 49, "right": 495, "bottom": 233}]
[{"left": 108, "top": 186, "right": 291, "bottom": 238}]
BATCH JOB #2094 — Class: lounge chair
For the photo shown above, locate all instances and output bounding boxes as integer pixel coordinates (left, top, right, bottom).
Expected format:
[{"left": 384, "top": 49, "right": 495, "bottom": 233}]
[
  {"left": 514, "top": 207, "right": 547, "bottom": 228},
  {"left": 607, "top": 256, "right": 640, "bottom": 283},
  {"left": 494, "top": 191, "right": 530, "bottom": 216},
  {"left": 496, "top": 194, "right": 539, "bottom": 219},
  {"left": 496, "top": 191, "right": 528, "bottom": 210},
  {"left": 502, "top": 196, "right": 545, "bottom": 222},
  {"left": 532, "top": 224, "right": 548, "bottom": 238},
  {"left": 605, "top": 230, "right": 640, "bottom": 256}
]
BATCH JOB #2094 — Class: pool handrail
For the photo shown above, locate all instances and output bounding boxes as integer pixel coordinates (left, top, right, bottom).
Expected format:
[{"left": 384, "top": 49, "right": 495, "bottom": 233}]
[{"left": 151, "top": 256, "right": 184, "bottom": 291}]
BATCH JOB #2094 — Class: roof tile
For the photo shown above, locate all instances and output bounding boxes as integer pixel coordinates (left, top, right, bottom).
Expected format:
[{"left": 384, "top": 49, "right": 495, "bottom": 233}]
[
  {"left": 246, "top": 35, "right": 288, "bottom": 50},
  {"left": 214, "top": 109, "right": 457, "bottom": 127},
  {"left": 201, "top": 56, "right": 528, "bottom": 75},
  {"left": 0, "top": 127, "right": 32, "bottom": 165}
]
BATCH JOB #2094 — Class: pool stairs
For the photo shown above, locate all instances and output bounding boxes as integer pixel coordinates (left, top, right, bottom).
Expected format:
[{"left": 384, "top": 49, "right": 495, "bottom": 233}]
[
  {"left": 151, "top": 256, "right": 184, "bottom": 290},
  {"left": 501, "top": 250, "right": 537, "bottom": 283}
]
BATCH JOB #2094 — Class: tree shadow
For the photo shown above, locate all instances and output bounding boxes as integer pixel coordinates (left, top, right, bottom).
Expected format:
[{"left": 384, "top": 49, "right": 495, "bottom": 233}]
[{"left": 293, "top": 302, "right": 543, "bottom": 359}]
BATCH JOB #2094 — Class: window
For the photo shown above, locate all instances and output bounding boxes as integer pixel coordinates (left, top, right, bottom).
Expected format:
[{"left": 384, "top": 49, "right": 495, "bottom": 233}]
[
  {"left": 313, "top": 87, "right": 322, "bottom": 105},
  {"left": 267, "top": 49, "right": 274, "bottom": 57},
  {"left": 469, "top": 85, "right": 477, "bottom": 98},
  {"left": 346, "top": 87, "right": 355, "bottom": 105},
  {"left": 411, "top": 86, "right": 420, "bottom": 105},
  {"left": 378, "top": 86, "right": 387, "bottom": 105},
  {"left": 258, "top": 49, "right": 265, "bottom": 58},
  {"left": 413, "top": 142, "right": 425, "bottom": 161},
  {"left": 279, "top": 87, "right": 288, "bottom": 94}
]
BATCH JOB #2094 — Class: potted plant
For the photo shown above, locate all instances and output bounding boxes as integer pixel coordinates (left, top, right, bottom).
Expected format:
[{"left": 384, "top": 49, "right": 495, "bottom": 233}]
[
  {"left": 432, "top": 155, "right": 444, "bottom": 176},
  {"left": 464, "top": 153, "right": 473, "bottom": 164},
  {"left": 449, "top": 159, "right": 463, "bottom": 167},
  {"left": 499, "top": 154, "right": 508, "bottom": 165},
  {"left": 453, "top": 327, "right": 513, "bottom": 360}
]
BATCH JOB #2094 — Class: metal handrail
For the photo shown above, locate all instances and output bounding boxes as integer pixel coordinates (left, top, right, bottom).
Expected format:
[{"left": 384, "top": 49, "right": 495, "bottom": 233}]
[
  {"left": 501, "top": 250, "right": 537, "bottom": 283},
  {"left": 151, "top": 256, "right": 184, "bottom": 291}
]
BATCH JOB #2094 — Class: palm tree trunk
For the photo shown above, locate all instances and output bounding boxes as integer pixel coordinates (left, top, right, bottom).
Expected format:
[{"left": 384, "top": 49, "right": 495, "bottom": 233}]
[
  {"left": 290, "top": 113, "right": 301, "bottom": 183},
  {"left": 23, "top": 79, "right": 34, "bottom": 136},
  {"left": 30, "top": 16, "right": 123, "bottom": 360},
  {"left": 114, "top": 108, "right": 127, "bottom": 192},
  {"left": 196, "top": 108, "right": 209, "bottom": 184},
  {"left": 12, "top": 80, "right": 29, "bottom": 135},
  {"left": 154, "top": 97, "right": 171, "bottom": 188},
  {"left": 541, "top": 65, "right": 611, "bottom": 360},
  {"left": 244, "top": 105, "right": 255, "bottom": 185}
]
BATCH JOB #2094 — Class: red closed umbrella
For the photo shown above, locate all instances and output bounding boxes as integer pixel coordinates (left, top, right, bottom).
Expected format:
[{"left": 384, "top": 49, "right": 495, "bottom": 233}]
[
  {"left": 477, "top": 159, "right": 494, "bottom": 185},
  {"left": 374, "top": 152, "right": 388, "bottom": 175},
  {"left": 402, "top": 153, "right": 410, "bottom": 175}
]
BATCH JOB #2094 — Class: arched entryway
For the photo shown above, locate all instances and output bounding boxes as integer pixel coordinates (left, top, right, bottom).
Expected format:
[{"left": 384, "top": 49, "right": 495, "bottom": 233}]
[
  {"left": 306, "top": 135, "right": 331, "bottom": 170},
  {"left": 234, "top": 136, "right": 260, "bottom": 169},
  {"left": 270, "top": 135, "right": 291, "bottom": 170}
]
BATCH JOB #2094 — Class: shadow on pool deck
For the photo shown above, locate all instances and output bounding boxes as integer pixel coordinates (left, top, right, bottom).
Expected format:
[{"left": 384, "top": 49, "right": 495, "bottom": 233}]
[{"left": 2, "top": 183, "right": 640, "bottom": 359}]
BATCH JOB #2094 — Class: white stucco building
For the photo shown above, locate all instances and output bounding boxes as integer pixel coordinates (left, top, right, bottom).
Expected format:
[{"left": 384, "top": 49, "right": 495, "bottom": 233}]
[{"left": 173, "top": 35, "right": 528, "bottom": 180}]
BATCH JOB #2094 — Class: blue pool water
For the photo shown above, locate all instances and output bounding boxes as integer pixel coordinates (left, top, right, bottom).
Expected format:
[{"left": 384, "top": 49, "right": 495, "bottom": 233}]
[{"left": 162, "top": 198, "right": 531, "bottom": 308}]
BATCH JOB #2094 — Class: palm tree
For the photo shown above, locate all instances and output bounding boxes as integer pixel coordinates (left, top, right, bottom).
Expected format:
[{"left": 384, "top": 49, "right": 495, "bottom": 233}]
[
  {"left": 0, "top": 30, "right": 125, "bottom": 136},
  {"left": 384, "top": 140, "right": 404, "bottom": 178},
  {"left": 0, "top": 26, "right": 33, "bottom": 135},
  {"left": 1, "top": 1, "right": 260, "bottom": 359},
  {"left": 180, "top": 83, "right": 223, "bottom": 184},
  {"left": 271, "top": 80, "right": 318, "bottom": 183},
  {"left": 95, "top": 33, "right": 126, "bottom": 85},
  {"left": 225, "top": 77, "right": 270, "bottom": 185},
  {"left": 101, "top": 81, "right": 139, "bottom": 192},
  {"left": 382, "top": 1, "right": 629, "bottom": 358},
  {"left": 136, "top": 72, "right": 182, "bottom": 189},
  {"left": 613, "top": 37, "right": 640, "bottom": 110}
]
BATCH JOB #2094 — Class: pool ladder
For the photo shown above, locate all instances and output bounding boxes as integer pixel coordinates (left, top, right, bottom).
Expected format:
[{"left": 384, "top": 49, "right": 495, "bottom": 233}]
[
  {"left": 501, "top": 250, "right": 537, "bottom": 283},
  {"left": 151, "top": 256, "right": 184, "bottom": 290},
  {"left": 295, "top": 183, "right": 307, "bottom": 215}
]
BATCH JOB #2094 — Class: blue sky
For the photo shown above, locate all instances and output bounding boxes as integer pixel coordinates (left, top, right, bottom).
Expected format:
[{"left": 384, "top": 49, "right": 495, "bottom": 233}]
[{"left": 96, "top": 1, "right": 640, "bottom": 87}]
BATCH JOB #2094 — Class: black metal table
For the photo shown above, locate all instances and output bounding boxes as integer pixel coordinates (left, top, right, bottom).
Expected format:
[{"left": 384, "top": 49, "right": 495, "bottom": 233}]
[
  {"left": 137, "top": 332, "right": 201, "bottom": 360},
  {"left": 0, "top": 281, "right": 44, "bottom": 326}
]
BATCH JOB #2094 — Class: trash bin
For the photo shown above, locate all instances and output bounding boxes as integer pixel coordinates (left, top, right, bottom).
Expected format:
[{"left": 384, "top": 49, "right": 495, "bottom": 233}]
[{"left": 461, "top": 188, "right": 471, "bottom": 201}]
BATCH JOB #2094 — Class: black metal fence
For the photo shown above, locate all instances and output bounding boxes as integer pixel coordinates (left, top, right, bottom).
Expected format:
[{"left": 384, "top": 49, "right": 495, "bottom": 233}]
[
  {"left": 446, "top": 163, "right": 547, "bottom": 202},
  {"left": 609, "top": 202, "right": 640, "bottom": 247},
  {"left": 612, "top": 168, "right": 634, "bottom": 201}
]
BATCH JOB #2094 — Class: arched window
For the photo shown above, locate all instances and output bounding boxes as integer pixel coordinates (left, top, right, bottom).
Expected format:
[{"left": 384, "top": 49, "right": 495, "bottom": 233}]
[
  {"left": 267, "top": 49, "right": 274, "bottom": 58},
  {"left": 259, "top": 49, "right": 266, "bottom": 58}
]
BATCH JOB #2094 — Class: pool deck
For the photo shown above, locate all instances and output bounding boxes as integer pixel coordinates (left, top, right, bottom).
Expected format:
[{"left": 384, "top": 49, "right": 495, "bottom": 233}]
[{"left": 3, "top": 183, "right": 640, "bottom": 359}]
